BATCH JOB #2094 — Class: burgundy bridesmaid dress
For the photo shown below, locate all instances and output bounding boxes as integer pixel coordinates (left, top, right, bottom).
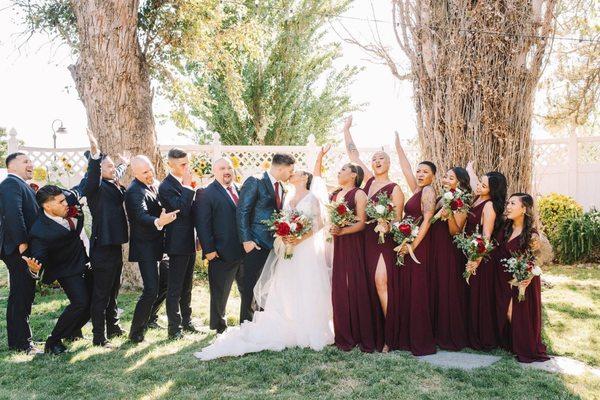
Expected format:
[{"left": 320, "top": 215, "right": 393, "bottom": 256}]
[
  {"left": 330, "top": 188, "right": 376, "bottom": 352},
  {"left": 362, "top": 177, "right": 400, "bottom": 352},
  {"left": 465, "top": 199, "right": 498, "bottom": 350},
  {"left": 428, "top": 214, "right": 469, "bottom": 351},
  {"left": 396, "top": 190, "right": 436, "bottom": 355},
  {"left": 494, "top": 231, "right": 550, "bottom": 363}
]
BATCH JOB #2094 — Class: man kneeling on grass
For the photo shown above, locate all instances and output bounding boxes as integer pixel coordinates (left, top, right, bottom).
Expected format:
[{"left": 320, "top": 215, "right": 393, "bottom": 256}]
[{"left": 23, "top": 185, "right": 92, "bottom": 355}]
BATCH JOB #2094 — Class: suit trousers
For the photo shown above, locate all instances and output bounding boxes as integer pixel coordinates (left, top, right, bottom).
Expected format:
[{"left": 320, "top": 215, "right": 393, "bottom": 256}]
[
  {"left": 208, "top": 258, "right": 244, "bottom": 332},
  {"left": 129, "top": 259, "right": 168, "bottom": 336},
  {"left": 90, "top": 245, "right": 123, "bottom": 342},
  {"left": 47, "top": 272, "right": 91, "bottom": 346},
  {"left": 166, "top": 254, "right": 196, "bottom": 334},
  {"left": 3, "top": 251, "right": 36, "bottom": 350},
  {"left": 240, "top": 247, "right": 270, "bottom": 323}
]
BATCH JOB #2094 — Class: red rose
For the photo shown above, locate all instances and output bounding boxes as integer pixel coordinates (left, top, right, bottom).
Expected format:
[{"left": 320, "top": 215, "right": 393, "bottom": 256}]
[
  {"left": 387, "top": 204, "right": 394, "bottom": 212},
  {"left": 29, "top": 183, "right": 40, "bottom": 193},
  {"left": 336, "top": 204, "right": 348, "bottom": 214},
  {"left": 276, "top": 222, "right": 291, "bottom": 236},
  {"left": 191, "top": 181, "right": 197, "bottom": 189},
  {"left": 450, "top": 188, "right": 456, "bottom": 193},
  {"left": 295, "top": 222, "right": 303, "bottom": 232},
  {"left": 450, "top": 198, "right": 464, "bottom": 210},
  {"left": 399, "top": 224, "right": 412, "bottom": 236},
  {"left": 476, "top": 238, "right": 486, "bottom": 253},
  {"left": 67, "top": 205, "right": 79, "bottom": 219}
]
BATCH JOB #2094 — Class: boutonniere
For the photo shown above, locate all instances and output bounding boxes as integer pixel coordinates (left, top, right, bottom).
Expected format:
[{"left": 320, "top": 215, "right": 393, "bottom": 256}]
[
  {"left": 67, "top": 204, "right": 83, "bottom": 219},
  {"left": 29, "top": 182, "right": 40, "bottom": 193}
]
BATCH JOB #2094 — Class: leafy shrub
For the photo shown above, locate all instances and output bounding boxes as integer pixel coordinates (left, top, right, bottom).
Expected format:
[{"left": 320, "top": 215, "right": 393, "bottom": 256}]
[
  {"left": 538, "top": 193, "right": 584, "bottom": 248},
  {"left": 557, "top": 210, "right": 600, "bottom": 264}
]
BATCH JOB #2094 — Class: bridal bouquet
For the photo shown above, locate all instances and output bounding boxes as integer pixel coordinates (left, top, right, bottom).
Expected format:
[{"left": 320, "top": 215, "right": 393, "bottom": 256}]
[
  {"left": 431, "top": 187, "right": 472, "bottom": 224},
  {"left": 501, "top": 251, "right": 542, "bottom": 302},
  {"left": 366, "top": 193, "right": 396, "bottom": 244},
  {"left": 263, "top": 210, "right": 313, "bottom": 259},
  {"left": 453, "top": 226, "right": 495, "bottom": 284},
  {"left": 325, "top": 200, "right": 358, "bottom": 242},
  {"left": 391, "top": 216, "right": 420, "bottom": 266}
]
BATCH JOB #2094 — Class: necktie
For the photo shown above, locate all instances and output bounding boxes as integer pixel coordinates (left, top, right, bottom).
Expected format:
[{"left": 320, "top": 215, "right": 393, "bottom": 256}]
[
  {"left": 66, "top": 217, "right": 75, "bottom": 231},
  {"left": 274, "top": 182, "right": 282, "bottom": 209},
  {"left": 226, "top": 186, "right": 239, "bottom": 205}
]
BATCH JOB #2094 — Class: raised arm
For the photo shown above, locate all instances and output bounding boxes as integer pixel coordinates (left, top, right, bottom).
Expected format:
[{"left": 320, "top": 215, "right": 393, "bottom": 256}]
[
  {"left": 343, "top": 115, "right": 373, "bottom": 181},
  {"left": 466, "top": 161, "right": 480, "bottom": 192},
  {"left": 394, "top": 132, "right": 418, "bottom": 193},
  {"left": 313, "top": 144, "right": 331, "bottom": 177}
]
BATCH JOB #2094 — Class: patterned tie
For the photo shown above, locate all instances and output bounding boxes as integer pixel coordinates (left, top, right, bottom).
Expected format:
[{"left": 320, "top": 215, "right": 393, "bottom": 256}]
[
  {"left": 274, "top": 182, "right": 282, "bottom": 209},
  {"left": 66, "top": 217, "right": 75, "bottom": 231},
  {"left": 226, "top": 186, "right": 239, "bottom": 205}
]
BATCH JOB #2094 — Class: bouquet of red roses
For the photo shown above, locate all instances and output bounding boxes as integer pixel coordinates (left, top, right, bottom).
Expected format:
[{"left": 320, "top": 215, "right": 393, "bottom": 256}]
[
  {"left": 431, "top": 187, "right": 472, "bottom": 224},
  {"left": 501, "top": 251, "right": 542, "bottom": 302},
  {"left": 391, "top": 216, "right": 420, "bottom": 266},
  {"left": 366, "top": 193, "right": 396, "bottom": 244},
  {"left": 453, "top": 226, "right": 495, "bottom": 284},
  {"left": 325, "top": 200, "right": 358, "bottom": 242},
  {"left": 262, "top": 210, "right": 313, "bottom": 259}
]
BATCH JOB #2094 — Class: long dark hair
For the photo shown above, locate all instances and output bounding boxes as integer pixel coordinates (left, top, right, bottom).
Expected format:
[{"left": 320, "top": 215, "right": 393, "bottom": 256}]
[
  {"left": 485, "top": 171, "right": 508, "bottom": 234},
  {"left": 504, "top": 193, "right": 535, "bottom": 251},
  {"left": 300, "top": 170, "right": 313, "bottom": 190},
  {"left": 346, "top": 163, "right": 364, "bottom": 188},
  {"left": 452, "top": 166, "right": 472, "bottom": 193}
]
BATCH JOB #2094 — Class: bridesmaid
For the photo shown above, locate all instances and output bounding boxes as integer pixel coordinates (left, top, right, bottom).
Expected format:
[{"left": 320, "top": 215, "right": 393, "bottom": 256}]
[
  {"left": 344, "top": 116, "right": 405, "bottom": 352},
  {"left": 428, "top": 167, "right": 471, "bottom": 351},
  {"left": 313, "top": 145, "right": 376, "bottom": 352},
  {"left": 393, "top": 134, "right": 436, "bottom": 356},
  {"left": 465, "top": 163, "right": 508, "bottom": 350},
  {"left": 494, "top": 193, "right": 550, "bottom": 363}
]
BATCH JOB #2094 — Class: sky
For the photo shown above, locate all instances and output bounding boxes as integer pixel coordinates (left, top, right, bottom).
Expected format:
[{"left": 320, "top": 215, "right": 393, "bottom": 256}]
[{"left": 0, "top": 1, "right": 545, "bottom": 149}]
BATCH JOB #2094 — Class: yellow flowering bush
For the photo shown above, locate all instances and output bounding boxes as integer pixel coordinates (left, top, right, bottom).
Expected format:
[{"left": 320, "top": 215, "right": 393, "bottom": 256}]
[
  {"left": 538, "top": 193, "right": 583, "bottom": 246},
  {"left": 32, "top": 167, "right": 48, "bottom": 182},
  {"left": 190, "top": 154, "right": 212, "bottom": 176}
]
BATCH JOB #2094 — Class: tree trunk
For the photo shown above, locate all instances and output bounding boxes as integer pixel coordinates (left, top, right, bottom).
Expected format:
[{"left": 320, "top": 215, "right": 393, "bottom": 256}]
[
  {"left": 68, "top": 0, "right": 164, "bottom": 288},
  {"left": 390, "top": 0, "right": 556, "bottom": 192}
]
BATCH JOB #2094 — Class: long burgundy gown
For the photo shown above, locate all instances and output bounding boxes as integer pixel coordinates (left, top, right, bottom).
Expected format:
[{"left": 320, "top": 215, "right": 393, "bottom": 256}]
[
  {"left": 330, "top": 188, "right": 376, "bottom": 352},
  {"left": 494, "top": 230, "right": 550, "bottom": 363},
  {"left": 428, "top": 212, "right": 469, "bottom": 351},
  {"left": 465, "top": 199, "right": 498, "bottom": 350},
  {"left": 396, "top": 190, "right": 436, "bottom": 355},
  {"left": 362, "top": 177, "right": 400, "bottom": 352}
]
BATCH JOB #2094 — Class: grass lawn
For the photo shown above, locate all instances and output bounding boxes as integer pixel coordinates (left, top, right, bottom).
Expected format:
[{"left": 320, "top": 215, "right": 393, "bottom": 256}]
[{"left": 0, "top": 263, "right": 598, "bottom": 400}]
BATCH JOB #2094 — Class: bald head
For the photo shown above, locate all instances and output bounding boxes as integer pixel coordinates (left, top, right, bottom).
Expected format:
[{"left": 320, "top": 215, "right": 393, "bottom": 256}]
[
  {"left": 212, "top": 158, "right": 234, "bottom": 186},
  {"left": 131, "top": 155, "right": 155, "bottom": 185}
]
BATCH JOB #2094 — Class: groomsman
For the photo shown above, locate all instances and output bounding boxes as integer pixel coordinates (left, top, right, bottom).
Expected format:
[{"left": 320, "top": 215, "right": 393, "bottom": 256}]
[
  {"left": 23, "top": 185, "right": 91, "bottom": 355},
  {"left": 126, "top": 155, "right": 178, "bottom": 343},
  {"left": 158, "top": 148, "right": 198, "bottom": 339},
  {"left": 0, "top": 152, "right": 41, "bottom": 354},
  {"left": 237, "top": 153, "right": 295, "bottom": 322},
  {"left": 195, "top": 158, "right": 244, "bottom": 333},
  {"left": 82, "top": 131, "right": 129, "bottom": 347}
]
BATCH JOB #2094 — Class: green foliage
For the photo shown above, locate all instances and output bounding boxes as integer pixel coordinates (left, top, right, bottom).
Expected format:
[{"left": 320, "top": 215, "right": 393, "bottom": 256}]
[
  {"left": 168, "top": 0, "right": 360, "bottom": 145},
  {"left": 557, "top": 210, "right": 600, "bottom": 264},
  {"left": 0, "top": 127, "right": 7, "bottom": 164},
  {"left": 538, "top": 193, "right": 584, "bottom": 247}
]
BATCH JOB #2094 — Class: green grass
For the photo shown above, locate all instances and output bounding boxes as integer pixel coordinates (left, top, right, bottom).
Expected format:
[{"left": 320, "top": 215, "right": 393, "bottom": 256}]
[{"left": 0, "top": 264, "right": 599, "bottom": 400}]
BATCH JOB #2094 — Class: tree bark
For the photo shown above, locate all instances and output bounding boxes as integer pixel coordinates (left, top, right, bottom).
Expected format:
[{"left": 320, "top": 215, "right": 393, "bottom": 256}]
[{"left": 68, "top": 0, "right": 165, "bottom": 287}]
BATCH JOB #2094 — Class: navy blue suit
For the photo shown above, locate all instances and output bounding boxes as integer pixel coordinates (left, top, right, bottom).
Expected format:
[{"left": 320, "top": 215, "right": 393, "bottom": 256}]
[
  {"left": 82, "top": 156, "right": 128, "bottom": 342},
  {"left": 125, "top": 178, "right": 168, "bottom": 338},
  {"left": 0, "top": 174, "right": 40, "bottom": 350},
  {"left": 236, "top": 172, "right": 284, "bottom": 321},
  {"left": 158, "top": 174, "right": 196, "bottom": 334},
  {"left": 195, "top": 181, "right": 244, "bottom": 331}
]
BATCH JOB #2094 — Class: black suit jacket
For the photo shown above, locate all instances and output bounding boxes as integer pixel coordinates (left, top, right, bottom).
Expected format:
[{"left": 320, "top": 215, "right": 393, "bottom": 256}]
[
  {"left": 29, "top": 205, "right": 88, "bottom": 285},
  {"left": 82, "top": 157, "right": 128, "bottom": 249},
  {"left": 125, "top": 178, "right": 164, "bottom": 262},
  {"left": 158, "top": 174, "right": 196, "bottom": 256},
  {"left": 195, "top": 181, "right": 243, "bottom": 263},
  {"left": 0, "top": 175, "right": 40, "bottom": 257},
  {"left": 237, "top": 172, "right": 284, "bottom": 250}
]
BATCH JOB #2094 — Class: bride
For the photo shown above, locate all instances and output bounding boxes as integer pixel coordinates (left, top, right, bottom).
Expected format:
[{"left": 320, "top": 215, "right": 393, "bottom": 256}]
[{"left": 194, "top": 165, "right": 334, "bottom": 360}]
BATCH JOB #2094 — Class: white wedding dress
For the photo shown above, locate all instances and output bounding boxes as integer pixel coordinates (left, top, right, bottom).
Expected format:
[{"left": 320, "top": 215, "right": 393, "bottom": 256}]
[{"left": 194, "top": 179, "right": 334, "bottom": 360}]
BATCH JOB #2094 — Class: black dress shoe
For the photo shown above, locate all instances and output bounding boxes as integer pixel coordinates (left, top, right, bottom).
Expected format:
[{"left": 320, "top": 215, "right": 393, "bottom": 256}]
[
  {"left": 44, "top": 341, "right": 67, "bottom": 355},
  {"left": 182, "top": 323, "right": 199, "bottom": 333},
  {"left": 146, "top": 320, "right": 164, "bottom": 330},
  {"left": 216, "top": 327, "right": 227, "bottom": 335},
  {"left": 128, "top": 333, "right": 144, "bottom": 343},
  {"left": 168, "top": 331, "right": 184, "bottom": 340},
  {"left": 107, "top": 326, "right": 126, "bottom": 339}
]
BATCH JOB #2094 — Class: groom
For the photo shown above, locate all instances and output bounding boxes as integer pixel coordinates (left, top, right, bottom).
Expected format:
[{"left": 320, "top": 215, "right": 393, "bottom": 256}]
[{"left": 237, "top": 153, "right": 295, "bottom": 322}]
